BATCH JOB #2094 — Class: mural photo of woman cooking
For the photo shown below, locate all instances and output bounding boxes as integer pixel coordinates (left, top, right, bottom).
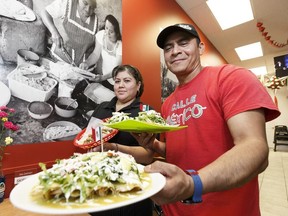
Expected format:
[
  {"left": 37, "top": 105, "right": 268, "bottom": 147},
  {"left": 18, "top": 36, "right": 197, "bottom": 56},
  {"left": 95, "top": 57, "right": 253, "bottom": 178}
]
[
  {"left": 74, "top": 14, "right": 122, "bottom": 114},
  {"left": 0, "top": 0, "right": 122, "bottom": 145}
]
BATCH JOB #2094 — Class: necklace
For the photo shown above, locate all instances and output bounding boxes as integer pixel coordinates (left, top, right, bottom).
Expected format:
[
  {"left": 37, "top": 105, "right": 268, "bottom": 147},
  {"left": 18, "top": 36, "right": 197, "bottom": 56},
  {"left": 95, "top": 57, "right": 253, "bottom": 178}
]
[{"left": 104, "top": 37, "right": 118, "bottom": 54}]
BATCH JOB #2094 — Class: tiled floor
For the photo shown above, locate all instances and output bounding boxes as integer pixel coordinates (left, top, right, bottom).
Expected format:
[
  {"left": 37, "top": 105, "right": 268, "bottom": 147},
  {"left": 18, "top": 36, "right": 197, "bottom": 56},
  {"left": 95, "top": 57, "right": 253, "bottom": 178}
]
[{"left": 259, "top": 146, "right": 288, "bottom": 216}]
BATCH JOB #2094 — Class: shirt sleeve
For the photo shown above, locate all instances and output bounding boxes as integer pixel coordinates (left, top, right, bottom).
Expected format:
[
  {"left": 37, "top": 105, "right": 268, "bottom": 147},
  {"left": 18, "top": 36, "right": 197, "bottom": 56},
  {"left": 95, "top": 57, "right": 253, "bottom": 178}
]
[
  {"left": 46, "top": 0, "right": 67, "bottom": 19},
  {"left": 219, "top": 65, "right": 280, "bottom": 122}
]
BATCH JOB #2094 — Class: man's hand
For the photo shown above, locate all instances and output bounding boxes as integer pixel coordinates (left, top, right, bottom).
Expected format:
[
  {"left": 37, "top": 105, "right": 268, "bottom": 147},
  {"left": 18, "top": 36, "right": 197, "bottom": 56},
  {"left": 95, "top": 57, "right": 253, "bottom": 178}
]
[{"left": 144, "top": 161, "right": 194, "bottom": 205}]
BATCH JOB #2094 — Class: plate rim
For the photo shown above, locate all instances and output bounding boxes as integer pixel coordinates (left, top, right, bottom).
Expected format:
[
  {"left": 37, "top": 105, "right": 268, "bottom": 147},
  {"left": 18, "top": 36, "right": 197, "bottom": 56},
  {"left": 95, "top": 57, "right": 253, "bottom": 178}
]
[
  {"left": 0, "top": 81, "right": 11, "bottom": 106},
  {"left": 10, "top": 170, "right": 165, "bottom": 214},
  {"left": 0, "top": 0, "right": 36, "bottom": 22},
  {"left": 73, "top": 127, "right": 119, "bottom": 149},
  {"left": 103, "top": 119, "right": 187, "bottom": 133}
]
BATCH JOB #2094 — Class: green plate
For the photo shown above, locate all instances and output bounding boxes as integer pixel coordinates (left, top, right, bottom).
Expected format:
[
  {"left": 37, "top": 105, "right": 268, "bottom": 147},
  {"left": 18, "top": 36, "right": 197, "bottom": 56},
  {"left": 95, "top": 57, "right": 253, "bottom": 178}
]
[{"left": 103, "top": 119, "right": 187, "bottom": 133}]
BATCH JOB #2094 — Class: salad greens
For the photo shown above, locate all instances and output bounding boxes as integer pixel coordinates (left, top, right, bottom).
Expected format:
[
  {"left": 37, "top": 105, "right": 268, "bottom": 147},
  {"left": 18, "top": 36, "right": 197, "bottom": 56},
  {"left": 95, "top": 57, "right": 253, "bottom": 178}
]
[
  {"left": 35, "top": 151, "right": 143, "bottom": 203},
  {"left": 106, "top": 112, "right": 131, "bottom": 124},
  {"left": 135, "top": 110, "right": 168, "bottom": 125},
  {"left": 106, "top": 110, "right": 169, "bottom": 126}
]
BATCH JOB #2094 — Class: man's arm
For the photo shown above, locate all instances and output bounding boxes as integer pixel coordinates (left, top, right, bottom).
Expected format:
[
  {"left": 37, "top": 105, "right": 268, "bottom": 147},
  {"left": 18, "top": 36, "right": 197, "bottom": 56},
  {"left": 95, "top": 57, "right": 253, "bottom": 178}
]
[
  {"left": 199, "top": 109, "right": 268, "bottom": 193},
  {"left": 145, "top": 109, "right": 269, "bottom": 205},
  {"left": 40, "top": 9, "right": 63, "bottom": 49}
]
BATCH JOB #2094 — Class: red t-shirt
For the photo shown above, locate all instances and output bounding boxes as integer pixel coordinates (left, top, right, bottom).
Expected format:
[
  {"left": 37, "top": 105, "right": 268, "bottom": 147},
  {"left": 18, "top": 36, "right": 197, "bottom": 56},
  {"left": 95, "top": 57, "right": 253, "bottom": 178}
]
[{"left": 161, "top": 65, "right": 280, "bottom": 216}]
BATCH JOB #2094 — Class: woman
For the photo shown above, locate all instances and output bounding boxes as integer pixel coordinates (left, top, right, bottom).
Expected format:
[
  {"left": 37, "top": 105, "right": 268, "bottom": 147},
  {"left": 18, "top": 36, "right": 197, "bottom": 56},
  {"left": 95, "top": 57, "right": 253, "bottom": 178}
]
[
  {"left": 88, "top": 64, "right": 154, "bottom": 216},
  {"left": 80, "top": 14, "right": 122, "bottom": 89},
  {"left": 79, "top": 14, "right": 122, "bottom": 105},
  {"left": 41, "top": 0, "right": 98, "bottom": 66}
]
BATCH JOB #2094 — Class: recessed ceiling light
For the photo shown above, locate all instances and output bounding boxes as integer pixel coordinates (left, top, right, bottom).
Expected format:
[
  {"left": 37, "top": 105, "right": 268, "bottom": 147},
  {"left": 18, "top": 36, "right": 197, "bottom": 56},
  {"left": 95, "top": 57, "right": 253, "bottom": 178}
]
[
  {"left": 235, "top": 42, "right": 263, "bottom": 61},
  {"left": 206, "top": 0, "right": 254, "bottom": 30},
  {"left": 249, "top": 66, "right": 267, "bottom": 76}
]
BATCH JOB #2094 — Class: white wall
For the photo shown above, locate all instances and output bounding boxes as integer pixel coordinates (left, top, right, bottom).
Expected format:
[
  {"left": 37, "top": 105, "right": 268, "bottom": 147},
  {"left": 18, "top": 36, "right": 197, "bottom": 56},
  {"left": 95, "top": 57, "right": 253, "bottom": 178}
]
[{"left": 266, "top": 85, "right": 288, "bottom": 148}]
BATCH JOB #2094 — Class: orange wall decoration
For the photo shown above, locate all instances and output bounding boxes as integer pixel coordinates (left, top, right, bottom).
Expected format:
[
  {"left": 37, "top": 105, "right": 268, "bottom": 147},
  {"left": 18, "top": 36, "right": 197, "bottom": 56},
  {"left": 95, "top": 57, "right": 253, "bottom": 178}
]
[
  {"left": 257, "top": 22, "right": 288, "bottom": 48},
  {"left": 3, "top": 0, "right": 226, "bottom": 197}
]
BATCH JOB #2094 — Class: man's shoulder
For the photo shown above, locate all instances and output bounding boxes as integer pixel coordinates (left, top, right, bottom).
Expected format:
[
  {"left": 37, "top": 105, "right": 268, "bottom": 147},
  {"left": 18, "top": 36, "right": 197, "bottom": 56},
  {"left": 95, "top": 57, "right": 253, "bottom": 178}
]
[
  {"left": 204, "top": 64, "right": 252, "bottom": 79},
  {"left": 205, "top": 64, "right": 243, "bottom": 71}
]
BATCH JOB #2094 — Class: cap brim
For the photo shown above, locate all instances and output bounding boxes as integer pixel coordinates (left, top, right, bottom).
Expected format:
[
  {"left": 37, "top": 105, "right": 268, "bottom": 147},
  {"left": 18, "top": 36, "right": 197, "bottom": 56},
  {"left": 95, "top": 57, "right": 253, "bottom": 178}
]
[
  {"left": 157, "top": 26, "right": 184, "bottom": 49},
  {"left": 156, "top": 25, "right": 199, "bottom": 49}
]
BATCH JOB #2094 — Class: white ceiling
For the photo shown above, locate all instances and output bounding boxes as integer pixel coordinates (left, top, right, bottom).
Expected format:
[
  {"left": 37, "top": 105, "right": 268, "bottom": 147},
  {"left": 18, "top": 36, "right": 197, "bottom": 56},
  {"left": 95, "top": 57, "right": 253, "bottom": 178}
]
[{"left": 175, "top": 0, "right": 288, "bottom": 75}]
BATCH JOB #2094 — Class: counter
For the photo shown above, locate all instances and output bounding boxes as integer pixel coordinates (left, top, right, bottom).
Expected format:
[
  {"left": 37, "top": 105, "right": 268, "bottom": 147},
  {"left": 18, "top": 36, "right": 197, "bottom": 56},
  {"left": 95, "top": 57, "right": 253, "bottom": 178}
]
[{"left": 0, "top": 199, "right": 90, "bottom": 216}]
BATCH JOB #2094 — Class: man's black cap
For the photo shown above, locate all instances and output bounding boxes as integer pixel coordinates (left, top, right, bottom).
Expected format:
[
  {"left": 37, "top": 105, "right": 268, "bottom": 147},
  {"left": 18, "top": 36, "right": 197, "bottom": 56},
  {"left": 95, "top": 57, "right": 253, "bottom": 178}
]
[{"left": 157, "top": 23, "right": 200, "bottom": 49}]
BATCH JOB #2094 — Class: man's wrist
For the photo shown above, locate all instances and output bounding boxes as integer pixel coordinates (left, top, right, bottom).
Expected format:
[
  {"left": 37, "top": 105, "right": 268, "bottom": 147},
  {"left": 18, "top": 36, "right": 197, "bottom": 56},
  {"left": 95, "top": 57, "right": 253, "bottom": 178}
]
[{"left": 181, "top": 169, "right": 203, "bottom": 204}]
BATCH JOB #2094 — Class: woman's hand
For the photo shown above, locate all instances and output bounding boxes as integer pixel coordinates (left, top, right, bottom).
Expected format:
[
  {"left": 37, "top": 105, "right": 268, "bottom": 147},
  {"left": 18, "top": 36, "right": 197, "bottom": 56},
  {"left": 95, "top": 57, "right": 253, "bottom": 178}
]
[
  {"left": 86, "top": 74, "right": 102, "bottom": 82},
  {"left": 79, "top": 62, "right": 90, "bottom": 70},
  {"left": 88, "top": 142, "right": 117, "bottom": 152},
  {"left": 131, "top": 132, "right": 157, "bottom": 151}
]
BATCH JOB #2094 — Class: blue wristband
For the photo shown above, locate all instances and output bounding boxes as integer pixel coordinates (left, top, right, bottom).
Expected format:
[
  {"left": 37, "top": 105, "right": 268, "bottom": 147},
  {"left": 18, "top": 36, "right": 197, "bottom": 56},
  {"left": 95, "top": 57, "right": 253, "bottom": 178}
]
[{"left": 181, "top": 169, "right": 203, "bottom": 204}]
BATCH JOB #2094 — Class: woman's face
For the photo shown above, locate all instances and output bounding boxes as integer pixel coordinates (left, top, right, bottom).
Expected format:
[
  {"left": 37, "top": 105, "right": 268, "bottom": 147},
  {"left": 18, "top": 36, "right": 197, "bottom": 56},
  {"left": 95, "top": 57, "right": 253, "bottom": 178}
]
[
  {"left": 79, "top": 0, "right": 96, "bottom": 18},
  {"left": 114, "top": 70, "right": 140, "bottom": 103},
  {"left": 105, "top": 20, "right": 117, "bottom": 43}
]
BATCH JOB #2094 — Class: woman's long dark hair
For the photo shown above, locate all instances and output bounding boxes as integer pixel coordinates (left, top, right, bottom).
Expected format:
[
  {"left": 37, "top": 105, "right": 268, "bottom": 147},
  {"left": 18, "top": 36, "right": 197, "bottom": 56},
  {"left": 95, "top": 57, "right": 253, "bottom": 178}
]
[{"left": 105, "top": 14, "right": 122, "bottom": 41}]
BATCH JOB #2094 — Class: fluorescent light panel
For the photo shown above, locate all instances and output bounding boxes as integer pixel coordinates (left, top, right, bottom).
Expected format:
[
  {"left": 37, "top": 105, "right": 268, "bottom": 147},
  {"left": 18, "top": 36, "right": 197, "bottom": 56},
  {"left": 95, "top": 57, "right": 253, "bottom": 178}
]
[
  {"left": 235, "top": 42, "right": 263, "bottom": 61},
  {"left": 249, "top": 66, "right": 267, "bottom": 76},
  {"left": 206, "top": 0, "right": 254, "bottom": 30}
]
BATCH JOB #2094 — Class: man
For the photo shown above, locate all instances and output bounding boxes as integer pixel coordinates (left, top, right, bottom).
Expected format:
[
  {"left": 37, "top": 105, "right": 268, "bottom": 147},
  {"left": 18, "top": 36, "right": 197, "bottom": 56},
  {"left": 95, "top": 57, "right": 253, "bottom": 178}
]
[
  {"left": 135, "top": 23, "right": 280, "bottom": 216},
  {"left": 41, "top": 0, "right": 98, "bottom": 66}
]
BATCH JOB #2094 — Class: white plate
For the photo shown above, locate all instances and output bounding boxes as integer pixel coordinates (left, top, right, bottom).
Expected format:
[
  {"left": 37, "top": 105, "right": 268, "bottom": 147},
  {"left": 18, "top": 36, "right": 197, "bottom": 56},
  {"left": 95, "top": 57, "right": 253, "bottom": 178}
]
[
  {"left": 10, "top": 171, "right": 165, "bottom": 214},
  {"left": 0, "top": 81, "right": 11, "bottom": 106},
  {"left": 0, "top": 0, "right": 36, "bottom": 22},
  {"left": 43, "top": 121, "right": 81, "bottom": 141}
]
